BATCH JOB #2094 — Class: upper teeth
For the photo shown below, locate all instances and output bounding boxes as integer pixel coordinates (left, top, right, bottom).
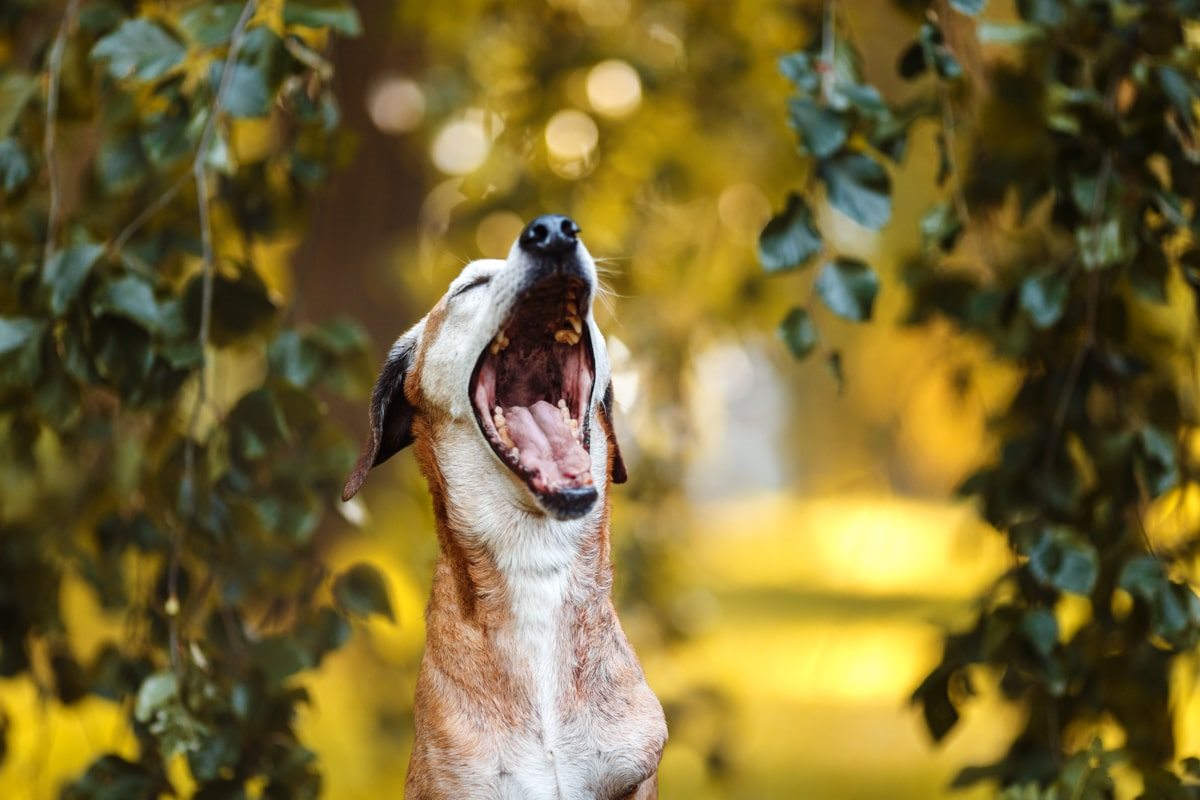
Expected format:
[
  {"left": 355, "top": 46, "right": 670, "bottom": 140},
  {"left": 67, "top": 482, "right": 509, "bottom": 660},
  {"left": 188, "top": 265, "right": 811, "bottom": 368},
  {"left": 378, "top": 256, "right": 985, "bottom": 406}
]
[
  {"left": 490, "top": 330, "right": 509, "bottom": 355},
  {"left": 554, "top": 328, "right": 581, "bottom": 345}
]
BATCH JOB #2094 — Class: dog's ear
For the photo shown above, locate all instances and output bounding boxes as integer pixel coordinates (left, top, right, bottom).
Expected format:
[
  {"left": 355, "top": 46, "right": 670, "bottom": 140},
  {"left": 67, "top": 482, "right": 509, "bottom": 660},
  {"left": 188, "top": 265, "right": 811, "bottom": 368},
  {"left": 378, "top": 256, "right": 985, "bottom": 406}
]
[
  {"left": 600, "top": 381, "right": 627, "bottom": 484},
  {"left": 342, "top": 334, "right": 419, "bottom": 501}
]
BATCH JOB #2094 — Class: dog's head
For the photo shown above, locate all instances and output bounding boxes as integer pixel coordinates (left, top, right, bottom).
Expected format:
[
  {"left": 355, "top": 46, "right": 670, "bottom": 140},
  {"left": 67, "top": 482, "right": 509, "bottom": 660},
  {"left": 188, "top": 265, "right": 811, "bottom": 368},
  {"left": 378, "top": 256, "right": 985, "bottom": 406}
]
[{"left": 342, "top": 214, "right": 626, "bottom": 522}]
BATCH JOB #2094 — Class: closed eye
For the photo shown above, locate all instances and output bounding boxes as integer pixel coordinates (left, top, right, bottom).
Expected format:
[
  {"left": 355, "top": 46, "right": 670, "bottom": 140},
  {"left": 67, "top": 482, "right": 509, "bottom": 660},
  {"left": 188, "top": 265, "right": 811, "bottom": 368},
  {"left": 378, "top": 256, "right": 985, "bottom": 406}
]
[{"left": 450, "top": 275, "right": 491, "bottom": 299}]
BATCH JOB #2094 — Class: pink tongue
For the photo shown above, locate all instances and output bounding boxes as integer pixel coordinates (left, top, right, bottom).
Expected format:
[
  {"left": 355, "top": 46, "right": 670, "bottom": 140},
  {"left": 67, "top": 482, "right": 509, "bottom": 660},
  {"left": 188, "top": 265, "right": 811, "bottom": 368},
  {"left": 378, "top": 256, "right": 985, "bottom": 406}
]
[{"left": 504, "top": 400, "right": 592, "bottom": 492}]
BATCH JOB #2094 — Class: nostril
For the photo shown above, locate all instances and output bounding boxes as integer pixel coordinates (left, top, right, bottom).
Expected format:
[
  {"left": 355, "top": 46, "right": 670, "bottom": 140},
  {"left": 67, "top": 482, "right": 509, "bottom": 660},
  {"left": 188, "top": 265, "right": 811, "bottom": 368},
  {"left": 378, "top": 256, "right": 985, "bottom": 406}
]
[
  {"left": 530, "top": 223, "right": 549, "bottom": 242},
  {"left": 560, "top": 219, "right": 579, "bottom": 239}
]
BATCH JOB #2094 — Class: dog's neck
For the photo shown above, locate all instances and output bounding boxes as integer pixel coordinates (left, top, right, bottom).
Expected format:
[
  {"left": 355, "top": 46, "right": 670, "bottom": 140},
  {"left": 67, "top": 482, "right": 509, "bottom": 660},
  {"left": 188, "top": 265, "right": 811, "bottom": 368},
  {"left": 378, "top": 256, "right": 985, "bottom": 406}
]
[{"left": 414, "top": 423, "right": 615, "bottom": 637}]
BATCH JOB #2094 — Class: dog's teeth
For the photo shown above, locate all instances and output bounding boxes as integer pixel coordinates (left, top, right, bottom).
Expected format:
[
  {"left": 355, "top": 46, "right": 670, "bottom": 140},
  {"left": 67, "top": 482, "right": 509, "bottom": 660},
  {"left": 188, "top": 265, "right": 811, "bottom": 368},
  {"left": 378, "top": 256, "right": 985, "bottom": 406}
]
[
  {"left": 566, "top": 301, "right": 578, "bottom": 316},
  {"left": 489, "top": 330, "right": 509, "bottom": 354},
  {"left": 508, "top": 447, "right": 520, "bottom": 461},
  {"left": 567, "top": 315, "right": 582, "bottom": 334},
  {"left": 494, "top": 406, "right": 503, "bottom": 417},
  {"left": 499, "top": 427, "right": 515, "bottom": 449},
  {"left": 554, "top": 329, "right": 581, "bottom": 345},
  {"left": 557, "top": 399, "right": 567, "bottom": 409}
]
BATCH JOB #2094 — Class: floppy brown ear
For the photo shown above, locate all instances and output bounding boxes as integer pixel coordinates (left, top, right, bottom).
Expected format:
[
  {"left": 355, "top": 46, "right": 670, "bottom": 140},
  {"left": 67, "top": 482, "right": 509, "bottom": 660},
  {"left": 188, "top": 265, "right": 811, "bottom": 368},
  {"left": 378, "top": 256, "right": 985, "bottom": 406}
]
[
  {"left": 342, "top": 336, "right": 418, "bottom": 501},
  {"left": 600, "top": 381, "right": 627, "bottom": 485}
]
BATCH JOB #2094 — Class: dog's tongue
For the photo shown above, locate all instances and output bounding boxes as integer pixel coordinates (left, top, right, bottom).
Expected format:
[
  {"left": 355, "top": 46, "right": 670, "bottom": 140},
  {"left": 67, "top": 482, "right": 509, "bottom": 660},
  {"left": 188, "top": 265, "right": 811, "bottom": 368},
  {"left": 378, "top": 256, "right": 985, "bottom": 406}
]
[{"left": 504, "top": 400, "right": 591, "bottom": 492}]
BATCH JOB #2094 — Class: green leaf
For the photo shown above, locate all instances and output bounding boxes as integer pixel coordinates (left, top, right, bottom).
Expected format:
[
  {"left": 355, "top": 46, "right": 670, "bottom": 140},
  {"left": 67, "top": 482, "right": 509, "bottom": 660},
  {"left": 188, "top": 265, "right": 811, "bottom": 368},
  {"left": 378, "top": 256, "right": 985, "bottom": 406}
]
[
  {"left": 758, "top": 193, "right": 822, "bottom": 272},
  {"left": 1020, "top": 609, "right": 1057, "bottom": 658},
  {"left": 92, "top": 275, "right": 161, "bottom": 330},
  {"left": 61, "top": 756, "right": 158, "bottom": 800},
  {"left": 333, "top": 563, "right": 395, "bottom": 622},
  {"left": 90, "top": 20, "right": 187, "bottom": 82},
  {"left": 184, "top": 265, "right": 277, "bottom": 346},
  {"left": 44, "top": 244, "right": 104, "bottom": 316},
  {"left": 815, "top": 257, "right": 880, "bottom": 322},
  {"left": 1019, "top": 271, "right": 1068, "bottom": 329},
  {"left": 1139, "top": 426, "right": 1178, "bottom": 497},
  {"left": 818, "top": 152, "right": 892, "bottom": 230},
  {"left": 788, "top": 99, "right": 847, "bottom": 158},
  {"left": 0, "top": 138, "right": 32, "bottom": 194},
  {"left": 1077, "top": 219, "right": 1135, "bottom": 271},
  {"left": 1158, "top": 67, "right": 1196, "bottom": 125},
  {"left": 283, "top": 0, "right": 364, "bottom": 35},
  {"left": 912, "top": 669, "right": 959, "bottom": 742},
  {"left": 211, "top": 62, "right": 272, "bottom": 118},
  {"left": 920, "top": 200, "right": 963, "bottom": 251},
  {"left": 96, "top": 134, "right": 148, "bottom": 196},
  {"left": 133, "top": 671, "right": 178, "bottom": 724},
  {"left": 1026, "top": 527, "right": 1099, "bottom": 595},
  {"left": 950, "top": 0, "right": 987, "bottom": 15},
  {"left": 179, "top": 3, "right": 242, "bottom": 47},
  {"left": 0, "top": 72, "right": 37, "bottom": 137},
  {"left": 779, "top": 52, "right": 819, "bottom": 93},
  {"left": 0, "top": 317, "right": 43, "bottom": 357},
  {"left": 778, "top": 307, "right": 817, "bottom": 359},
  {"left": 977, "top": 22, "right": 1046, "bottom": 45}
]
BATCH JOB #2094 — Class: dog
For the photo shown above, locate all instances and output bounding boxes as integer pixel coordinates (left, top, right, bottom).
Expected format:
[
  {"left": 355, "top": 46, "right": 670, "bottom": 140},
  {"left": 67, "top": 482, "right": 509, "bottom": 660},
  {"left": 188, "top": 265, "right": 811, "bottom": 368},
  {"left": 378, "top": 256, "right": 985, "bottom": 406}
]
[{"left": 342, "top": 215, "right": 667, "bottom": 799}]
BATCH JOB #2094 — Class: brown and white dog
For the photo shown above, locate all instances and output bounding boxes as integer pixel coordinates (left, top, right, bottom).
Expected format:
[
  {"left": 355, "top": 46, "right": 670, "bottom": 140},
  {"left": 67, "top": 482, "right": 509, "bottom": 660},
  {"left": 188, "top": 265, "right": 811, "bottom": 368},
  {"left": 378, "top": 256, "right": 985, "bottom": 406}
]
[{"left": 342, "top": 215, "right": 667, "bottom": 799}]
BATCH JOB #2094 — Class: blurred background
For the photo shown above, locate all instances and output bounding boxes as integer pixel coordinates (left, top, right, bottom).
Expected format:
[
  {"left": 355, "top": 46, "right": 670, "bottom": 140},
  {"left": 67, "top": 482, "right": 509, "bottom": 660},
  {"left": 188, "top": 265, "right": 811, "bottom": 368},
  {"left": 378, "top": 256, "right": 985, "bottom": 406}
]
[{"left": 4, "top": 0, "right": 1195, "bottom": 798}]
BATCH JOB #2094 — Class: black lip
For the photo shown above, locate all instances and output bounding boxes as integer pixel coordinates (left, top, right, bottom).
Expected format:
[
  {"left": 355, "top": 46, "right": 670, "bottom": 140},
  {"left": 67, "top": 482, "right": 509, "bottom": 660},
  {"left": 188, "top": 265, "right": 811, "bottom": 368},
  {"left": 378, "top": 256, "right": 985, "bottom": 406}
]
[{"left": 536, "top": 486, "right": 599, "bottom": 520}]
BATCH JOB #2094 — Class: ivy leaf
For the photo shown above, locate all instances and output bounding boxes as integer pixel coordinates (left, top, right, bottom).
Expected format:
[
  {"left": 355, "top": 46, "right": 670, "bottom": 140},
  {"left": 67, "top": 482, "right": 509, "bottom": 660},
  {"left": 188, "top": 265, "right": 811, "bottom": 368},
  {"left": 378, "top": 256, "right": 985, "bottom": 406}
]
[
  {"left": 1157, "top": 67, "right": 1196, "bottom": 126},
  {"left": 912, "top": 669, "right": 959, "bottom": 742},
  {"left": 1019, "top": 271, "right": 1068, "bottom": 329},
  {"left": 920, "top": 200, "right": 963, "bottom": 251},
  {"left": 758, "top": 193, "right": 822, "bottom": 272},
  {"left": 818, "top": 152, "right": 892, "bottom": 230},
  {"left": 0, "top": 317, "right": 44, "bottom": 390},
  {"left": 0, "top": 138, "right": 32, "bottom": 193},
  {"left": 283, "top": 0, "right": 364, "bottom": 36},
  {"left": 334, "top": 563, "right": 395, "bottom": 622},
  {"left": 788, "top": 99, "right": 847, "bottom": 158},
  {"left": 1026, "top": 527, "right": 1099, "bottom": 595},
  {"left": 0, "top": 72, "right": 37, "bottom": 137},
  {"left": 44, "top": 243, "right": 104, "bottom": 316},
  {"left": 815, "top": 257, "right": 880, "bottom": 322},
  {"left": 778, "top": 307, "right": 817, "bottom": 359},
  {"left": 90, "top": 20, "right": 187, "bottom": 82},
  {"left": 210, "top": 62, "right": 272, "bottom": 118},
  {"left": 1138, "top": 426, "right": 1178, "bottom": 498},
  {"left": 778, "top": 52, "right": 819, "bottom": 94},
  {"left": 1077, "top": 219, "right": 1135, "bottom": 270},
  {"left": 178, "top": 3, "right": 242, "bottom": 47},
  {"left": 92, "top": 276, "right": 161, "bottom": 331},
  {"left": 950, "top": 0, "right": 987, "bottom": 15},
  {"left": 977, "top": 22, "right": 1046, "bottom": 45},
  {"left": 1020, "top": 609, "right": 1058, "bottom": 658},
  {"left": 60, "top": 755, "right": 159, "bottom": 800}
]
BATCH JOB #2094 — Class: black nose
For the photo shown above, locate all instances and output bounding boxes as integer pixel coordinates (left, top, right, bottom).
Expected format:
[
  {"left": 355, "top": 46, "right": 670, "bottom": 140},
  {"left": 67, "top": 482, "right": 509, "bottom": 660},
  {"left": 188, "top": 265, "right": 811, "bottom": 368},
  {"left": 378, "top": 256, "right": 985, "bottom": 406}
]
[{"left": 519, "top": 214, "right": 580, "bottom": 257}]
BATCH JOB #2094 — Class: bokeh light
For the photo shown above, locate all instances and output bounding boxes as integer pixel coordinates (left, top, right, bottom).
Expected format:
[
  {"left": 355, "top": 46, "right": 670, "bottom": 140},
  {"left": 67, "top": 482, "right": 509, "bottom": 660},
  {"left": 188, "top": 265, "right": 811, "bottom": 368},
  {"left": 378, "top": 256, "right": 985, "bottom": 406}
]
[
  {"left": 718, "top": 183, "right": 773, "bottom": 243},
  {"left": 475, "top": 210, "right": 525, "bottom": 257},
  {"left": 586, "top": 59, "right": 643, "bottom": 118},
  {"left": 544, "top": 109, "right": 599, "bottom": 179},
  {"left": 430, "top": 117, "right": 489, "bottom": 175},
  {"left": 365, "top": 75, "right": 426, "bottom": 134}
]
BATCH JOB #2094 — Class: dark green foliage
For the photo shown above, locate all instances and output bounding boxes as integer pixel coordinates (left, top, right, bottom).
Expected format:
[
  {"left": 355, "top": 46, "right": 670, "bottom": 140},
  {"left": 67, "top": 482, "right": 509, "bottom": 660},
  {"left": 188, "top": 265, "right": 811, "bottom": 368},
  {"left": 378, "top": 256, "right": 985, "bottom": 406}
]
[
  {"left": 764, "top": 0, "right": 1200, "bottom": 793},
  {"left": 333, "top": 563, "right": 396, "bottom": 623},
  {"left": 0, "top": 0, "right": 368, "bottom": 794}
]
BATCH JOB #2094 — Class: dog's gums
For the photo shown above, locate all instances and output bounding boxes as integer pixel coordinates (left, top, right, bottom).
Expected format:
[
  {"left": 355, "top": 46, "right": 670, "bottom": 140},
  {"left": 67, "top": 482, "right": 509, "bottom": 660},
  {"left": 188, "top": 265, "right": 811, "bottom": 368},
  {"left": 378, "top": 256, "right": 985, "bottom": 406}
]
[{"left": 470, "top": 275, "right": 596, "bottom": 499}]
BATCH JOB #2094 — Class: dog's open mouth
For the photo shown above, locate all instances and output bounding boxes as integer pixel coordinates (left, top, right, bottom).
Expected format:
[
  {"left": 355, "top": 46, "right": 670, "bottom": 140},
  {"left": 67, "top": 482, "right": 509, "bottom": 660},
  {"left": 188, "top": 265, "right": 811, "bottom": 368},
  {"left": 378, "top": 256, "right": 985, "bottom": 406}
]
[{"left": 470, "top": 275, "right": 596, "bottom": 516}]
